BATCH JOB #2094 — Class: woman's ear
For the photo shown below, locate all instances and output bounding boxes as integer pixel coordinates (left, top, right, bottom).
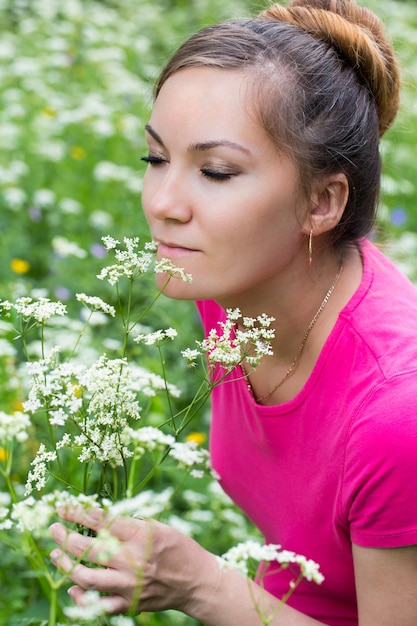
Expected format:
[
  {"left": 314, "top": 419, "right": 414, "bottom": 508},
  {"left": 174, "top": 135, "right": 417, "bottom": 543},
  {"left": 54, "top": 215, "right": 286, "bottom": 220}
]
[{"left": 303, "top": 173, "right": 349, "bottom": 236}]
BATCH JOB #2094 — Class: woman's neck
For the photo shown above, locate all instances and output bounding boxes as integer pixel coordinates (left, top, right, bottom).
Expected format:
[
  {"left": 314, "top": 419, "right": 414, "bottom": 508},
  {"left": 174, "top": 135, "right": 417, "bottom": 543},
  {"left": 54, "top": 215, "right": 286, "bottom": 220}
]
[{"left": 233, "top": 244, "right": 363, "bottom": 405}]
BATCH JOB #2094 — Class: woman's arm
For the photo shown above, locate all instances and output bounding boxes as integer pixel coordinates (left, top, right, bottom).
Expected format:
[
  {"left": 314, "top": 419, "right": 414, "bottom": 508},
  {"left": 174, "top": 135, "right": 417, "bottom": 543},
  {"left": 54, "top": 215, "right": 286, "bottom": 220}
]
[
  {"left": 49, "top": 507, "right": 417, "bottom": 625},
  {"left": 49, "top": 506, "right": 322, "bottom": 625},
  {"left": 353, "top": 543, "right": 417, "bottom": 626}
]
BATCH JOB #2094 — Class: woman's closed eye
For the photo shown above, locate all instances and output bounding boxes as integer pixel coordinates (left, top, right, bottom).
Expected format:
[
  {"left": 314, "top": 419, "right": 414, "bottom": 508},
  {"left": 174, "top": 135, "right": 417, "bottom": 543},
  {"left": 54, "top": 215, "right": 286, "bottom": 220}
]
[
  {"left": 141, "top": 154, "right": 239, "bottom": 182},
  {"left": 200, "top": 167, "right": 238, "bottom": 182},
  {"left": 141, "top": 155, "right": 167, "bottom": 166}
]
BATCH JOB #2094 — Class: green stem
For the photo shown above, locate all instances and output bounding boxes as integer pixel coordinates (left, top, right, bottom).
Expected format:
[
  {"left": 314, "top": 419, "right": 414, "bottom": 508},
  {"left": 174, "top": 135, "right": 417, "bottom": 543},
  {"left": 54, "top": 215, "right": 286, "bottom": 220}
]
[
  {"left": 157, "top": 344, "right": 177, "bottom": 434},
  {"left": 131, "top": 276, "right": 171, "bottom": 328},
  {"left": 48, "top": 587, "right": 58, "bottom": 626},
  {"left": 66, "top": 311, "right": 94, "bottom": 361},
  {"left": 131, "top": 447, "right": 171, "bottom": 496}
]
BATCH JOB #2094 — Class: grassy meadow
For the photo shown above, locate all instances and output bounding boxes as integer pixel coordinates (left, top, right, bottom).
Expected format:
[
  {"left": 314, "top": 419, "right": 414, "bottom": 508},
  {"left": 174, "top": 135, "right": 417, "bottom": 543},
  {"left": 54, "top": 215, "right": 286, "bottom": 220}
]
[{"left": 0, "top": 0, "right": 416, "bottom": 624}]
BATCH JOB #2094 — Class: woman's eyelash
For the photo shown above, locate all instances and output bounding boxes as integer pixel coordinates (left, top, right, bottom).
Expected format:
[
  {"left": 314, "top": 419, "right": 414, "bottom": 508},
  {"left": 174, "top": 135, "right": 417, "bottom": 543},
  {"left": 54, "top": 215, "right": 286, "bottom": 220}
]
[
  {"left": 141, "top": 155, "right": 166, "bottom": 165},
  {"left": 141, "top": 156, "right": 237, "bottom": 181},
  {"left": 201, "top": 168, "right": 235, "bottom": 181}
]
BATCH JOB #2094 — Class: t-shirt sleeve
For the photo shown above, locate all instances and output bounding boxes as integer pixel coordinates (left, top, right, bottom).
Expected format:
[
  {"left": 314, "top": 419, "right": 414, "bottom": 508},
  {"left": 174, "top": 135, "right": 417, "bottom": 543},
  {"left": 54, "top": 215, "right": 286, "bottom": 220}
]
[{"left": 341, "top": 372, "right": 417, "bottom": 548}]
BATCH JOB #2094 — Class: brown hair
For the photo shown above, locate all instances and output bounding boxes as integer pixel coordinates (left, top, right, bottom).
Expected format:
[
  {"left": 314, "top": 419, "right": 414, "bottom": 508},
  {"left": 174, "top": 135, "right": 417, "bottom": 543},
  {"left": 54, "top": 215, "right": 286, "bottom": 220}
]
[{"left": 155, "top": 0, "right": 401, "bottom": 246}]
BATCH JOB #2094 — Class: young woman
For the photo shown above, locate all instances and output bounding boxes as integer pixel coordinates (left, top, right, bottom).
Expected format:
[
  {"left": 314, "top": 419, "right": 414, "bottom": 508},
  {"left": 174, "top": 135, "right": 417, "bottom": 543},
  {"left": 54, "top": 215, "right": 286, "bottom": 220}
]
[{"left": 50, "top": 1, "right": 417, "bottom": 624}]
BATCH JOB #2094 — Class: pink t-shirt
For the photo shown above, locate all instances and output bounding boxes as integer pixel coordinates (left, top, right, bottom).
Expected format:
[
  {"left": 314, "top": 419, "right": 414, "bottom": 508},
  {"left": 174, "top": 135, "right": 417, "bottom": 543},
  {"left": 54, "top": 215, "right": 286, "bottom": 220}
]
[{"left": 196, "top": 239, "right": 417, "bottom": 626}]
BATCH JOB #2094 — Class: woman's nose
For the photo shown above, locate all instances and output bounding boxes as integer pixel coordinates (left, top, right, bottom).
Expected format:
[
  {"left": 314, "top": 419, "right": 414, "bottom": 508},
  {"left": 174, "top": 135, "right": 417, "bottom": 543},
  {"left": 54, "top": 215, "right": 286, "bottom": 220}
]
[{"left": 143, "top": 167, "right": 192, "bottom": 223}]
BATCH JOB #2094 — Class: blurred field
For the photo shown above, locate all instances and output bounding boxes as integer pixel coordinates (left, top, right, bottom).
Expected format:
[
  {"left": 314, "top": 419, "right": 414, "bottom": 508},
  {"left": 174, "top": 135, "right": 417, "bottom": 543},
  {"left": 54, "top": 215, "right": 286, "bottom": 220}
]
[{"left": 0, "top": 0, "right": 416, "bottom": 624}]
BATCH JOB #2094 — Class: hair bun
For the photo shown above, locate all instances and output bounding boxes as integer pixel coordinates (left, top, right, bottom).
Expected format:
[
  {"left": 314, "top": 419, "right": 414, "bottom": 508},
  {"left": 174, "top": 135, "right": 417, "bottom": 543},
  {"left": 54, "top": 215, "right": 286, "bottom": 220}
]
[{"left": 260, "top": 0, "right": 400, "bottom": 135}]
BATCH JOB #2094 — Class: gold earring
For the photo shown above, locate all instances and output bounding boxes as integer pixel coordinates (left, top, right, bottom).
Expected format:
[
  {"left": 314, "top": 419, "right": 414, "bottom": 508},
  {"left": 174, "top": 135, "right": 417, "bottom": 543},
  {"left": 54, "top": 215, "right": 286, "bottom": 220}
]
[{"left": 308, "top": 229, "right": 313, "bottom": 266}]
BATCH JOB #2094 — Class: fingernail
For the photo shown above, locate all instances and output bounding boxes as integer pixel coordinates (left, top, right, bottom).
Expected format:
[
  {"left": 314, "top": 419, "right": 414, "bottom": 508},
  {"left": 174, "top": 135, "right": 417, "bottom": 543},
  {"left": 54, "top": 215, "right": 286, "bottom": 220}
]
[{"left": 50, "top": 549, "right": 61, "bottom": 561}]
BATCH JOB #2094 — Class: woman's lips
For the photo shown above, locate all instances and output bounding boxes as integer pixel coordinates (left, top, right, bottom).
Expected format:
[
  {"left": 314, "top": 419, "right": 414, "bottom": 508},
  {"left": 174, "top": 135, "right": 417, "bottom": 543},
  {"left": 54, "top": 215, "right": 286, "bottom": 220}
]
[{"left": 157, "top": 241, "right": 198, "bottom": 258}]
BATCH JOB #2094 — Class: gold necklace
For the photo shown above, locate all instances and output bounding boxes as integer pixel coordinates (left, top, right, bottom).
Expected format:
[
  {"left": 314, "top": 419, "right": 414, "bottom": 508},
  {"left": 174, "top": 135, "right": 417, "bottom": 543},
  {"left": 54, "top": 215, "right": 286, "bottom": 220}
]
[{"left": 253, "top": 259, "right": 344, "bottom": 403}]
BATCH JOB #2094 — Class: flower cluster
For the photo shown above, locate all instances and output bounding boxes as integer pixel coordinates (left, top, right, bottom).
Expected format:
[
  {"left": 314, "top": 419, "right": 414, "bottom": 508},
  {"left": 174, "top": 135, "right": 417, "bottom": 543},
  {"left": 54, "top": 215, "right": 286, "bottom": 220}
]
[
  {"left": 0, "top": 410, "right": 30, "bottom": 442},
  {"left": 0, "top": 296, "right": 67, "bottom": 324},
  {"left": 23, "top": 350, "right": 185, "bottom": 495},
  {"left": 154, "top": 257, "right": 193, "bottom": 283},
  {"left": 97, "top": 236, "right": 158, "bottom": 285},
  {"left": 219, "top": 539, "right": 324, "bottom": 585},
  {"left": 134, "top": 327, "right": 178, "bottom": 345},
  {"left": 0, "top": 235, "right": 318, "bottom": 626},
  {"left": 76, "top": 293, "right": 116, "bottom": 317},
  {"left": 182, "top": 308, "right": 275, "bottom": 376},
  {"left": 63, "top": 591, "right": 135, "bottom": 624}
]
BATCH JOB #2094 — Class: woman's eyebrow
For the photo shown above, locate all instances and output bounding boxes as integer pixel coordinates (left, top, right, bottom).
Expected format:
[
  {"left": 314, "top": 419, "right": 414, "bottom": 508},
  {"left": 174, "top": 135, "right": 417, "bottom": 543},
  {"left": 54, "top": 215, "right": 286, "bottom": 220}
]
[
  {"left": 188, "top": 139, "right": 251, "bottom": 156},
  {"left": 145, "top": 124, "right": 165, "bottom": 147},
  {"left": 145, "top": 123, "right": 251, "bottom": 156}
]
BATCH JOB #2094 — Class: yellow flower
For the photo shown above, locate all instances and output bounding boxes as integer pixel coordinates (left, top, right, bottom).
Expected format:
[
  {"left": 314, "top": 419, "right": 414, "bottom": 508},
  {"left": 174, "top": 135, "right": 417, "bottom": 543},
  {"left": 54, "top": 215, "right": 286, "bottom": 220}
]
[
  {"left": 69, "top": 145, "right": 86, "bottom": 160},
  {"left": 186, "top": 431, "right": 206, "bottom": 445},
  {"left": 0, "top": 447, "right": 8, "bottom": 462},
  {"left": 10, "top": 258, "right": 30, "bottom": 274},
  {"left": 72, "top": 384, "right": 83, "bottom": 398},
  {"left": 42, "top": 106, "right": 56, "bottom": 117}
]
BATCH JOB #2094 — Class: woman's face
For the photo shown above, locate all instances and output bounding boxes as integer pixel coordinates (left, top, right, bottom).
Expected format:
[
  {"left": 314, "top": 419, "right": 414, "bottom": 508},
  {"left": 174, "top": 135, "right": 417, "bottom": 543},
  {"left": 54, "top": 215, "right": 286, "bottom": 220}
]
[{"left": 142, "top": 67, "right": 307, "bottom": 309}]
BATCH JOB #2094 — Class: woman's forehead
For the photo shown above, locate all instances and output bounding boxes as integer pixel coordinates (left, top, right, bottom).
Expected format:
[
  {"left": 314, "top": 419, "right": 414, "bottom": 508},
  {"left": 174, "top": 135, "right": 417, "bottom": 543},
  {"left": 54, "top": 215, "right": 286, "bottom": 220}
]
[{"left": 149, "top": 67, "right": 273, "bottom": 147}]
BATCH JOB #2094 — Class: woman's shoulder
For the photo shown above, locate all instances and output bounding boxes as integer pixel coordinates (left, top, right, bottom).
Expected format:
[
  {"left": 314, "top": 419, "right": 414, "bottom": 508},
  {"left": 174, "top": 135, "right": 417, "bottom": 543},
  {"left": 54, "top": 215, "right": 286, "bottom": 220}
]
[
  {"left": 337, "top": 239, "right": 417, "bottom": 378},
  {"left": 357, "top": 238, "right": 417, "bottom": 309}
]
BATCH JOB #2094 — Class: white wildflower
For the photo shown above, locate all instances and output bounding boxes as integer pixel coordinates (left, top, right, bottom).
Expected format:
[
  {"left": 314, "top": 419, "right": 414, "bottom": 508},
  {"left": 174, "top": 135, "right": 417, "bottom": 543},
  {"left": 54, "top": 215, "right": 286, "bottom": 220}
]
[
  {"left": 122, "top": 425, "right": 175, "bottom": 457},
  {"left": 294, "top": 555, "right": 325, "bottom": 584},
  {"left": 33, "top": 188, "right": 56, "bottom": 207},
  {"left": 0, "top": 520, "right": 13, "bottom": 530},
  {"left": 64, "top": 591, "right": 110, "bottom": 620},
  {"left": 0, "top": 493, "right": 11, "bottom": 529},
  {"left": 196, "top": 309, "right": 275, "bottom": 373},
  {"left": 59, "top": 197, "right": 83, "bottom": 214},
  {"left": 111, "top": 488, "right": 174, "bottom": 519},
  {"left": 134, "top": 327, "right": 177, "bottom": 345},
  {"left": 169, "top": 440, "right": 211, "bottom": 475},
  {"left": 1, "top": 296, "right": 67, "bottom": 324},
  {"left": 76, "top": 428, "right": 133, "bottom": 466},
  {"left": 24, "top": 354, "right": 84, "bottom": 425},
  {"left": 109, "top": 616, "right": 136, "bottom": 626},
  {"left": 181, "top": 348, "right": 201, "bottom": 366},
  {"left": 101, "top": 236, "right": 120, "bottom": 250},
  {"left": 76, "top": 293, "right": 116, "bottom": 317},
  {"left": 25, "top": 443, "right": 57, "bottom": 494},
  {"left": 0, "top": 492, "right": 11, "bottom": 507},
  {"left": 53, "top": 490, "right": 101, "bottom": 511},
  {"left": 154, "top": 258, "right": 192, "bottom": 283},
  {"left": 226, "top": 308, "right": 242, "bottom": 321},
  {"left": 93, "top": 528, "right": 121, "bottom": 562},
  {"left": 218, "top": 540, "right": 324, "bottom": 585},
  {"left": 89, "top": 209, "right": 113, "bottom": 229},
  {"left": 164, "top": 327, "right": 177, "bottom": 339},
  {"left": 52, "top": 236, "right": 87, "bottom": 259},
  {"left": 56, "top": 433, "right": 72, "bottom": 449},
  {"left": 12, "top": 495, "right": 55, "bottom": 533},
  {"left": 97, "top": 236, "right": 156, "bottom": 285},
  {"left": 0, "top": 411, "right": 31, "bottom": 443},
  {"left": 2, "top": 186, "right": 27, "bottom": 210}
]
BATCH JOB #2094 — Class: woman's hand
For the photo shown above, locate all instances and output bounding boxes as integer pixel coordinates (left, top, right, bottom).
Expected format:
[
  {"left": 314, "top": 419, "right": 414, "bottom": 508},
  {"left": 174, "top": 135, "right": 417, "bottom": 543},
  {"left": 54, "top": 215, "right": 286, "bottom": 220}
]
[{"left": 49, "top": 506, "right": 221, "bottom": 616}]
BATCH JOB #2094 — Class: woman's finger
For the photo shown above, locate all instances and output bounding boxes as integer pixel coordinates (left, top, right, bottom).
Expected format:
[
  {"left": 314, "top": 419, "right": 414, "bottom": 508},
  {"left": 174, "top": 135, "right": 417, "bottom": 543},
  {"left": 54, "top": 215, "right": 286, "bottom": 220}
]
[
  {"left": 50, "top": 548, "right": 137, "bottom": 595},
  {"left": 68, "top": 586, "right": 130, "bottom": 614},
  {"left": 50, "top": 522, "right": 94, "bottom": 558},
  {"left": 57, "top": 505, "right": 109, "bottom": 532},
  {"left": 50, "top": 520, "right": 150, "bottom": 570},
  {"left": 57, "top": 505, "right": 147, "bottom": 542}
]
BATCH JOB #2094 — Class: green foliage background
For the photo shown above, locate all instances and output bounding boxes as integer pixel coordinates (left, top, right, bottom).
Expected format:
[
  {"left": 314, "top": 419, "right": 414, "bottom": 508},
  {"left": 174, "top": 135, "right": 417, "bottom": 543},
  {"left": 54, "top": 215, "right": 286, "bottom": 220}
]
[{"left": 0, "top": 0, "right": 416, "bottom": 624}]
